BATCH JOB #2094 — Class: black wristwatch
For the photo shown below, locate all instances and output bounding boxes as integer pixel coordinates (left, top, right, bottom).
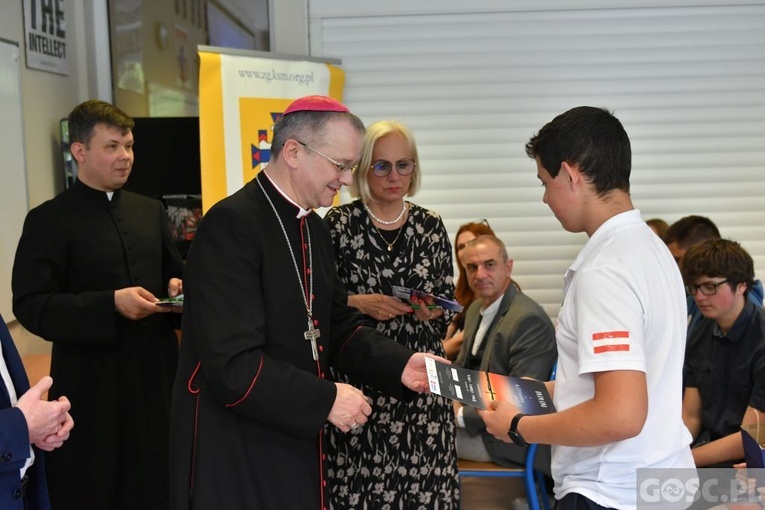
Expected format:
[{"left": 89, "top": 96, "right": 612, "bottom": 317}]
[{"left": 508, "top": 413, "right": 528, "bottom": 447}]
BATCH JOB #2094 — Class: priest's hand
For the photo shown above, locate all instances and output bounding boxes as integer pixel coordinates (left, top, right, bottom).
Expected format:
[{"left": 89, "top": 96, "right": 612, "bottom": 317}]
[
  {"left": 477, "top": 400, "right": 520, "bottom": 444},
  {"left": 167, "top": 277, "right": 183, "bottom": 297},
  {"left": 401, "top": 353, "right": 447, "bottom": 393},
  {"left": 328, "top": 383, "right": 372, "bottom": 433},
  {"left": 167, "top": 277, "right": 184, "bottom": 314},
  {"left": 115, "top": 286, "right": 167, "bottom": 319}
]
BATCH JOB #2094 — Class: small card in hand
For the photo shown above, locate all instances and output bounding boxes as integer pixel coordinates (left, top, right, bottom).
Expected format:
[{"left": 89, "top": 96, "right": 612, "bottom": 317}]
[{"left": 156, "top": 295, "right": 184, "bottom": 308}]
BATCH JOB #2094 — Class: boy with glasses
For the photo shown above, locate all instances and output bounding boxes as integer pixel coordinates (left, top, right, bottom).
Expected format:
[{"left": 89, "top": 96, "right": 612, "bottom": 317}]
[
  {"left": 680, "top": 239, "right": 765, "bottom": 467},
  {"left": 664, "top": 215, "right": 764, "bottom": 340}
]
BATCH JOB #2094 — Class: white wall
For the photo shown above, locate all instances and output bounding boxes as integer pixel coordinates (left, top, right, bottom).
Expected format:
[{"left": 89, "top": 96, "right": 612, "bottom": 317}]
[
  {"left": 269, "top": 0, "right": 308, "bottom": 54},
  {"left": 308, "top": 0, "right": 765, "bottom": 16},
  {"left": 305, "top": 0, "right": 765, "bottom": 318}
]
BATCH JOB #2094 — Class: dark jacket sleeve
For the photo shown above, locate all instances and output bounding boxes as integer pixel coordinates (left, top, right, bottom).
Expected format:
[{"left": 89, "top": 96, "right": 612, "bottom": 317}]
[
  {"left": 0, "top": 407, "right": 30, "bottom": 475},
  {"left": 12, "top": 205, "right": 117, "bottom": 344}
]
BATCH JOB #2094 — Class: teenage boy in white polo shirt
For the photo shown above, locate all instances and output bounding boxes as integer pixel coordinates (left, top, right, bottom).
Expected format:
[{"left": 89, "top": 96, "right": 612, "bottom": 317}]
[{"left": 479, "top": 107, "right": 695, "bottom": 510}]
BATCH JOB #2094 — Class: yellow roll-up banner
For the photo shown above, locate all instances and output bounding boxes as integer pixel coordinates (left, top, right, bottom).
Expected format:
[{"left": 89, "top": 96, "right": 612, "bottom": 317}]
[{"left": 198, "top": 49, "right": 345, "bottom": 212}]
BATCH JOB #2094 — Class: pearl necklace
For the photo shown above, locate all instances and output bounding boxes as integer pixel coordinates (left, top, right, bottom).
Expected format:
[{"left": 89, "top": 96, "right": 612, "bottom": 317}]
[{"left": 363, "top": 201, "right": 407, "bottom": 225}]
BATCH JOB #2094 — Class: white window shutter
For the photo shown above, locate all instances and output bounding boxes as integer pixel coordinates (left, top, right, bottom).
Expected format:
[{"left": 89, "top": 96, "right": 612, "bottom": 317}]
[{"left": 310, "top": 4, "right": 765, "bottom": 318}]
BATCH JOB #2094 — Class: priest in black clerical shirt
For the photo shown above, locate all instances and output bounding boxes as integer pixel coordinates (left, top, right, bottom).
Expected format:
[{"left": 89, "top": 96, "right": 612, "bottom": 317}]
[{"left": 169, "top": 95, "right": 439, "bottom": 510}]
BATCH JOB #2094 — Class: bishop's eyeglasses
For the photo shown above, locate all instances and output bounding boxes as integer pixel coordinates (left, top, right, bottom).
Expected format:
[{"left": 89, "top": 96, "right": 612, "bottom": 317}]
[{"left": 297, "top": 140, "right": 359, "bottom": 176}]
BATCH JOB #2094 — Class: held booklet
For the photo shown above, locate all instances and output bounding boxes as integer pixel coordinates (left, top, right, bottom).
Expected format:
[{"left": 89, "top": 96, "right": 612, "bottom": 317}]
[
  {"left": 391, "top": 285, "right": 464, "bottom": 313},
  {"left": 425, "top": 358, "right": 555, "bottom": 413}
]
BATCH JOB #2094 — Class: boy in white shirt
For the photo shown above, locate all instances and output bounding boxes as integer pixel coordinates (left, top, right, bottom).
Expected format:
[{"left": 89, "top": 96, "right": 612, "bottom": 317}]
[{"left": 479, "top": 107, "right": 695, "bottom": 510}]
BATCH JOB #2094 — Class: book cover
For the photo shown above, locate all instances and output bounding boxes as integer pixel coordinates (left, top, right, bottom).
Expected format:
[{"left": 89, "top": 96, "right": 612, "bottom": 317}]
[
  {"left": 425, "top": 358, "right": 555, "bottom": 414},
  {"left": 391, "top": 285, "right": 464, "bottom": 313}
]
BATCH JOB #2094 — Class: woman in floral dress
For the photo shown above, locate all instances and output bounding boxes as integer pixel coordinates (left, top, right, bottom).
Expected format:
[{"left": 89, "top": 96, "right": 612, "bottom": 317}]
[{"left": 324, "top": 120, "right": 459, "bottom": 509}]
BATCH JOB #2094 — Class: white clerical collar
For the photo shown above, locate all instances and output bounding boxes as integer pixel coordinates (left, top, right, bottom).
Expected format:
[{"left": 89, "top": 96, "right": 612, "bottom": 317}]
[
  {"left": 262, "top": 170, "right": 312, "bottom": 219},
  {"left": 106, "top": 191, "right": 114, "bottom": 201}
]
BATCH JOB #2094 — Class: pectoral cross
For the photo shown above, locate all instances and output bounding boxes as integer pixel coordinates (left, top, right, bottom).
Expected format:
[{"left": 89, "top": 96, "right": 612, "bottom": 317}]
[{"left": 304, "top": 319, "right": 320, "bottom": 361}]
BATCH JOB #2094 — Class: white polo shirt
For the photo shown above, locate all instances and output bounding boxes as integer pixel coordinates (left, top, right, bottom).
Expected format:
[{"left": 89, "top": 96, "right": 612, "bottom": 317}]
[{"left": 552, "top": 209, "right": 694, "bottom": 510}]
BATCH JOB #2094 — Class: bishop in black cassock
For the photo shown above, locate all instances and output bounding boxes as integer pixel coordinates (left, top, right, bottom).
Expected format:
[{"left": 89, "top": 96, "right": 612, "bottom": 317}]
[{"left": 169, "top": 96, "right": 434, "bottom": 510}]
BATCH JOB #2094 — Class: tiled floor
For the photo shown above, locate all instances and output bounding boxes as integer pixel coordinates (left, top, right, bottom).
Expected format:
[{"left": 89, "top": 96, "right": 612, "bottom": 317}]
[{"left": 460, "top": 476, "right": 526, "bottom": 509}]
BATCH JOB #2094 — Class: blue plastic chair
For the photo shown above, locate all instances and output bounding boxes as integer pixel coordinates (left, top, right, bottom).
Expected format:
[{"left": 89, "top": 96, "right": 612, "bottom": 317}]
[{"left": 458, "top": 443, "right": 551, "bottom": 510}]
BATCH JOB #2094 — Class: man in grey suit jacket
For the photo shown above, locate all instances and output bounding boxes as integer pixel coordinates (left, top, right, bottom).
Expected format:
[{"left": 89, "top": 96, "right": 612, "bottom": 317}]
[{"left": 454, "top": 235, "right": 556, "bottom": 467}]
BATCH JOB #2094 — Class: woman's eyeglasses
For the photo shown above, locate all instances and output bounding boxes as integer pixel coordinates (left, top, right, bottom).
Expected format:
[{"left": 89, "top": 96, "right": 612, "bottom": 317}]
[{"left": 370, "top": 159, "right": 416, "bottom": 177}]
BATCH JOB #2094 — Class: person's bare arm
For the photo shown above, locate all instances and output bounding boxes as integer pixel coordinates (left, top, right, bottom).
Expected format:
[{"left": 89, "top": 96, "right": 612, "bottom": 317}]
[
  {"left": 691, "top": 406, "right": 763, "bottom": 467},
  {"left": 682, "top": 387, "right": 703, "bottom": 440},
  {"left": 544, "top": 380, "right": 555, "bottom": 399},
  {"left": 479, "top": 370, "right": 647, "bottom": 447},
  {"left": 692, "top": 433, "right": 745, "bottom": 467}
]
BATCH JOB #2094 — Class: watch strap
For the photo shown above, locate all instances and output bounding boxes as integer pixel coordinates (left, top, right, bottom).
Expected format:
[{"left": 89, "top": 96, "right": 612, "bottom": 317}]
[{"left": 508, "top": 413, "right": 529, "bottom": 446}]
